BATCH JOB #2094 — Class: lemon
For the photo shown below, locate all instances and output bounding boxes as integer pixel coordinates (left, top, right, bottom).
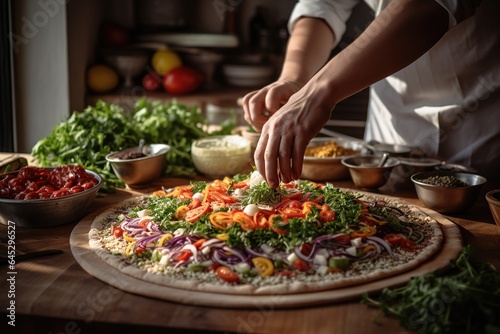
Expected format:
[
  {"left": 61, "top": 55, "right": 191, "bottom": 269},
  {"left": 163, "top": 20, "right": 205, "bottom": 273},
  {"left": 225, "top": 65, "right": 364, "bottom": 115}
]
[
  {"left": 87, "top": 64, "right": 119, "bottom": 93},
  {"left": 151, "top": 49, "right": 182, "bottom": 75}
]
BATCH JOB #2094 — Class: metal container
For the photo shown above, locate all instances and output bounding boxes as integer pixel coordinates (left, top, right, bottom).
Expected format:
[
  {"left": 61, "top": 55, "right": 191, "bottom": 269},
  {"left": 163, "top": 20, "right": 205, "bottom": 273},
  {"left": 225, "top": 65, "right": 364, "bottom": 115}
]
[
  {"left": 301, "top": 137, "right": 364, "bottom": 182},
  {"left": 341, "top": 155, "right": 400, "bottom": 189},
  {"left": 411, "top": 171, "right": 487, "bottom": 214},
  {"left": 486, "top": 189, "right": 500, "bottom": 227},
  {"left": 106, "top": 144, "right": 170, "bottom": 187},
  {"left": 0, "top": 170, "right": 102, "bottom": 228}
]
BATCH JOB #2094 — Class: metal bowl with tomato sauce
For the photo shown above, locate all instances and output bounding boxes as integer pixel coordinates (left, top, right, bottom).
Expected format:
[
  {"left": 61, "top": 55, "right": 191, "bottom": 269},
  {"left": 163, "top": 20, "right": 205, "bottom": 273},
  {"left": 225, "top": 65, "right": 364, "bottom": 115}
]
[{"left": 0, "top": 165, "right": 102, "bottom": 227}]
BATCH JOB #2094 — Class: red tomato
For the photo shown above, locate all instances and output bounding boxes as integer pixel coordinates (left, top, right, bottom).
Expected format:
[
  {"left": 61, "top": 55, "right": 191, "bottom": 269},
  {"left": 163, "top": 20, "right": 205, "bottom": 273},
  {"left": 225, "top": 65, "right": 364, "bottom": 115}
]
[
  {"left": 135, "top": 246, "right": 146, "bottom": 256},
  {"left": 188, "top": 198, "right": 202, "bottom": 210},
  {"left": 253, "top": 209, "right": 274, "bottom": 228},
  {"left": 268, "top": 214, "right": 288, "bottom": 234},
  {"left": 192, "top": 238, "right": 207, "bottom": 249},
  {"left": 142, "top": 72, "right": 162, "bottom": 91},
  {"left": 215, "top": 266, "right": 240, "bottom": 283},
  {"left": 176, "top": 250, "right": 192, "bottom": 262},
  {"left": 184, "top": 203, "right": 210, "bottom": 222},
  {"left": 24, "top": 192, "right": 39, "bottom": 200},
  {"left": 400, "top": 238, "right": 417, "bottom": 252},
  {"left": 384, "top": 234, "right": 404, "bottom": 246},
  {"left": 319, "top": 209, "right": 336, "bottom": 223},
  {"left": 112, "top": 226, "right": 124, "bottom": 238},
  {"left": 231, "top": 211, "right": 256, "bottom": 231},
  {"left": 293, "top": 259, "right": 310, "bottom": 272},
  {"left": 162, "top": 67, "right": 204, "bottom": 95}
]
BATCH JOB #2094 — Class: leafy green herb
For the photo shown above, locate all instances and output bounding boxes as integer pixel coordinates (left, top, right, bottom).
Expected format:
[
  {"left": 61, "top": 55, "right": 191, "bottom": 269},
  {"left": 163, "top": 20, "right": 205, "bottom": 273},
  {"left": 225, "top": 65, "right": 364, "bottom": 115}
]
[
  {"left": 362, "top": 245, "right": 500, "bottom": 334},
  {"left": 31, "top": 98, "right": 214, "bottom": 192},
  {"left": 241, "top": 182, "right": 284, "bottom": 206}
]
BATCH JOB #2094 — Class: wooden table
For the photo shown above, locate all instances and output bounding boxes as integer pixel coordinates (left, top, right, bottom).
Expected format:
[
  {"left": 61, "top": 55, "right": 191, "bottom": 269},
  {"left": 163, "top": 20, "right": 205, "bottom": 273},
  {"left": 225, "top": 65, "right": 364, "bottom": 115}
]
[{"left": 1, "top": 153, "right": 499, "bottom": 334}]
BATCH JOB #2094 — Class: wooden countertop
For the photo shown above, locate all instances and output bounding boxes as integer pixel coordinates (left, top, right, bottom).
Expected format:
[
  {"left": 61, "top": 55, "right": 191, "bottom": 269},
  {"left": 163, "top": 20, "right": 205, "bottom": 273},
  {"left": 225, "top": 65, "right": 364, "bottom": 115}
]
[{"left": 1, "top": 153, "right": 499, "bottom": 333}]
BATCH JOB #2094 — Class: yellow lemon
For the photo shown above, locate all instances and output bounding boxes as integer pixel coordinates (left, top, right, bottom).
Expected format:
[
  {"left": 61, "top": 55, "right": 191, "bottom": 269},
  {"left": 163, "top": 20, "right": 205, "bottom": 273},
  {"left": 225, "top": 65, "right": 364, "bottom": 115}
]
[
  {"left": 151, "top": 49, "right": 182, "bottom": 75},
  {"left": 87, "top": 64, "right": 119, "bottom": 92}
]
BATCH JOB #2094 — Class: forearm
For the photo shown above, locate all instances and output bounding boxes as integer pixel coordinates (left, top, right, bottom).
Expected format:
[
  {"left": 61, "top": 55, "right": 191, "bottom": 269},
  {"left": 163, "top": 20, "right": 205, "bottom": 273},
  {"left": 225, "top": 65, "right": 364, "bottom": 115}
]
[
  {"left": 279, "top": 17, "right": 336, "bottom": 86},
  {"left": 311, "top": 0, "right": 449, "bottom": 106}
]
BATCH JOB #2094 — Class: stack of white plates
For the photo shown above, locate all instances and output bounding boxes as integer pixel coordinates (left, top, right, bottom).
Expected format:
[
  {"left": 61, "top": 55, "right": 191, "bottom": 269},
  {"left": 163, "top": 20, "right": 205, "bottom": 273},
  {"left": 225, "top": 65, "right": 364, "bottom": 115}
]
[{"left": 222, "top": 64, "right": 274, "bottom": 87}]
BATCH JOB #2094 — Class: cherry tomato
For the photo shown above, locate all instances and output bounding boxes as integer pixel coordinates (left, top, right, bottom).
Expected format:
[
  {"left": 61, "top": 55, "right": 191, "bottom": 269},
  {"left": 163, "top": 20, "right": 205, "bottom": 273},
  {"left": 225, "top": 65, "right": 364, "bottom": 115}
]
[
  {"left": 112, "top": 226, "right": 124, "bottom": 238},
  {"left": 81, "top": 181, "right": 96, "bottom": 190},
  {"left": 24, "top": 192, "right": 39, "bottom": 200},
  {"left": 231, "top": 211, "right": 256, "bottom": 231},
  {"left": 142, "top": 72, "right": 162, "bottom": 91},
  {"left": 319, "top": 209, "right": 336, "bottom": 223},
  {"left": 135, "top": 246, "right": 146, "bottom": 255},
  {"left": 300, "top": 243, "right": 313, "bottom": 256},
  {"left": 209, "top": 212, "right": 234, "bottom": 230},
  {"left": 215, "top": 266, "right": 239, "bottom": 283},
  {"left": 184, "top": 203, "right": 210, "bottom": 222},
  {"left": 293, "top": 259, "right": 310, "bottom": 272},
  {"left": 384, "top": 234, "right": 404, "bottom": 246},
  {"left": 176, "top": 250, "right": 192, "bottom": 262},
  {"left": 252, "top": 257, "right": 274, "bottom": 277},
  {"left": 268, "top": 214, "right": 288, "bottom": 234},
  {"left": 253, "top": 209, "right": 274, "bottom": 228},
  {"left": 188, "top": 198, "right": 202, "bottom": 210},
  {"left": 192, "top": 238, "right": 207, "bottom": 249},
  {"left": 162, "top": 67, "right": 204, "bottom": 95},
  {"left": 70, "top": 185, "right": 84, "bottom": 194},
  {"left": 51, "top": 188, "right": 71, "bottom": 198},
  {"left": 399, "top": 238, "right": 417, "bottom": 252}
]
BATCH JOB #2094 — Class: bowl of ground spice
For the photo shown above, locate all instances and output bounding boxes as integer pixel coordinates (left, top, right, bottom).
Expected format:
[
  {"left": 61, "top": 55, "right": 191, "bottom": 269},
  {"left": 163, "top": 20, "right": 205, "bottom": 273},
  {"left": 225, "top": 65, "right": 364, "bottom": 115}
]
[
  {"left": 411, "top": 171, "right": 487, "bottom": 213},
  {"left": 301, "top": 137, "right": 364, "bottom": 181}
]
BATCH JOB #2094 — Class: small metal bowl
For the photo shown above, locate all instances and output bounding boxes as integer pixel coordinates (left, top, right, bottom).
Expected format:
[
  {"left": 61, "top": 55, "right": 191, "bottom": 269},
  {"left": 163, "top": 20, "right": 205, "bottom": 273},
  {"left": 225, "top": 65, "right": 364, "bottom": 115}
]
[
  {"left": 485, "top": 190, "right": 500, "bottom": 227},
  {"left": 0, "top": 170, "right": 102, "bottom": 228},
  {"left": 191, "top": 135, "right": 252, "bottom": 179},
  {"left": 341, "top": 155, "right": 400, "bottom": 189},
  {"left": 301, "top": 137, "right": 364, "bottom": 182},
  {"left": 411, "top": 171, "right": 487, "bottom": 214},
  {"left": 106, "top": 144, "right": 170, "bottom": 187}
]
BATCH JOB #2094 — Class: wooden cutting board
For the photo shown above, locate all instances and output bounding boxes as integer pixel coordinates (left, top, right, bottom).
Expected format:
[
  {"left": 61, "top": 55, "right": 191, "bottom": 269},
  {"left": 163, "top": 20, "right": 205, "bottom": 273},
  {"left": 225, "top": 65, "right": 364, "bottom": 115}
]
[{"left": 70, "top": 200, "right": 462, "bottom": 309}]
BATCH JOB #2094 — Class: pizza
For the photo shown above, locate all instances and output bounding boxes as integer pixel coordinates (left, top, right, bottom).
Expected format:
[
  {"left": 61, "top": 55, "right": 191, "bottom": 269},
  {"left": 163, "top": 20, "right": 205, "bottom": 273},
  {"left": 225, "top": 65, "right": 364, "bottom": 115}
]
[{"left": 89, "top": 171, "right": 443, "bottom": 295}]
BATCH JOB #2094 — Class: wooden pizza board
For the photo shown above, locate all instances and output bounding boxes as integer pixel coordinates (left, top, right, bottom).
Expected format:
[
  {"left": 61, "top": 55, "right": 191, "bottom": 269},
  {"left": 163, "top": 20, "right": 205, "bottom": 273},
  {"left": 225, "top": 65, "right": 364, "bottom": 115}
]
[{"left": 70, "top": 202, "right": 462, "bottom": 309}]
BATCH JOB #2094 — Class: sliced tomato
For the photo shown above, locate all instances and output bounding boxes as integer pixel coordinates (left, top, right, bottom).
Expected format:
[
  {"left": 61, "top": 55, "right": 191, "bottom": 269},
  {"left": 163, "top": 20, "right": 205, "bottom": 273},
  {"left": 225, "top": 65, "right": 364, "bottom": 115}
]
[
  {"left": 269, "top": 214, "right": 288, "bottom": 234},
  {"left": 399, "top": 238, "right": 418, "bottom": 252},
  {"left": 302, "top": 201, "right": 322, "bottom": 215},
  {"left": 253, "top": 209, "right": 274, "bottom": 228},
  {"left": 208, "top": 191, "right": 235, "bottom": 204},
  {"left": 209, "top": 212, "right": 234, "bottom": 230},
  {"left": 333, "top": 234, "right": 351, "bottom": 245},
  {"left": 232, "top": 181, "right": 249, "bottom": 189},
  {"left": 277, "top": 199, "right": 302, "bottom": 210},
  {"left": 293, "top": 259, "right": 310, "bottom": 272},
  {"left": 252, "top": 257, "right": 274, "bottom": 277},
  {"left": 184, "top": 203, "right": 210, "bottom": 222},
  {"left": 135, "top": 246, "right": 146, "bottom": 255},
  {"left": 188, "top": 198, "right": 202, "bottom": 210},
  {"left": 319, "top": 209, "right": 336, "bottom": 223},
  {"left": 112, "top": 226, "right": 123, "bottom": 238},
  {"left": 231, "top": 211, "right": 257, "bottom": 231},
  {"left": 384, "top": 233, "right": 404, "bottom": 246},
  {"left": 176, "top": 250, "right": 191, "bottom": 262},
  {"left": 215, "top": 266, "right": 240, "bottom": 283},
  {"left": 192, "top": 238, "right": 207, "bottom": 249}
]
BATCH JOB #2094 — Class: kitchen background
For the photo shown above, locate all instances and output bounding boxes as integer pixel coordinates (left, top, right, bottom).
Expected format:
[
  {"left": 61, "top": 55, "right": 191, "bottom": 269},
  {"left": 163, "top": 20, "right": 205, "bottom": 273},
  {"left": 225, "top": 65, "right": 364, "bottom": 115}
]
[{"left": 2, "top": 0, "right": 374, "bottom": 153}]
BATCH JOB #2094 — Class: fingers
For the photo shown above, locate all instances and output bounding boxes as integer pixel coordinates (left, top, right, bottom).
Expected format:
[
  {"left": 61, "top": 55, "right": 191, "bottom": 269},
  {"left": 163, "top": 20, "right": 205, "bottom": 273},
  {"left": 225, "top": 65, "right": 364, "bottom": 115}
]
[{"left": 242, "top": 90, "right": 269, "bottom": 132}]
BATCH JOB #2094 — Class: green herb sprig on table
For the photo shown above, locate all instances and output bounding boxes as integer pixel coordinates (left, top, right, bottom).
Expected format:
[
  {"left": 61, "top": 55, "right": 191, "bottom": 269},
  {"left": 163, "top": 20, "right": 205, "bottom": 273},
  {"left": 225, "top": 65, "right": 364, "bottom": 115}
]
[{"left": 362, "top": 245, "right": 500, "bottom": 334}]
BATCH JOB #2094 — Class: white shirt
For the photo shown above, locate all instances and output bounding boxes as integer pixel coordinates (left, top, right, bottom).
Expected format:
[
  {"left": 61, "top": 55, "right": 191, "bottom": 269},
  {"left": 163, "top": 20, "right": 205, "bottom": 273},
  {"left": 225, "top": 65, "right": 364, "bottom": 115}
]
[{"left": 289, "top": 0, "right": 500, "bottom": 183}]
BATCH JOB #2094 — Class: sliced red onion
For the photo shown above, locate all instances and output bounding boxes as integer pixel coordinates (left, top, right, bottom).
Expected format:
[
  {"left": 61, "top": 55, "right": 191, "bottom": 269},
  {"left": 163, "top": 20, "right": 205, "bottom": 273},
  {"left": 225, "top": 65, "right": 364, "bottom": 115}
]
[{"left": 366, "top": 236, "right": 401, "bottom": 259}]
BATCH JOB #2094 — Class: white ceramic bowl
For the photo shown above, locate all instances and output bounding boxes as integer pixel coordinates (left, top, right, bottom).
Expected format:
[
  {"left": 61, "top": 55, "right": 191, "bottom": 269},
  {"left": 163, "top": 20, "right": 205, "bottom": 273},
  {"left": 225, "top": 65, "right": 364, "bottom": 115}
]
[{"left": 191, "top": 135, "right": 252, "bottom": 179}]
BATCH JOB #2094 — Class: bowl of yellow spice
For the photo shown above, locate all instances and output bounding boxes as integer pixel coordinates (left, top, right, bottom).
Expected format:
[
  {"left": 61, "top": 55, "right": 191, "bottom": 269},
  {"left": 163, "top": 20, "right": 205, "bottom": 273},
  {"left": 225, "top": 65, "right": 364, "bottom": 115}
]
[{"left": 301, "top": 137, "right": 364, "bottom": 182}]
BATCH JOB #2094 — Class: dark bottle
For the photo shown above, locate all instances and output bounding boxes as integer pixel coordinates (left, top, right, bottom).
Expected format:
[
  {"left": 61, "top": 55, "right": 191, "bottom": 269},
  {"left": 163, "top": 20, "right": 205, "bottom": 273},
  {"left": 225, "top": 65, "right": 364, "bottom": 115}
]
[{"left": 249, "top": 6, "right": 269, "bottom": 53}]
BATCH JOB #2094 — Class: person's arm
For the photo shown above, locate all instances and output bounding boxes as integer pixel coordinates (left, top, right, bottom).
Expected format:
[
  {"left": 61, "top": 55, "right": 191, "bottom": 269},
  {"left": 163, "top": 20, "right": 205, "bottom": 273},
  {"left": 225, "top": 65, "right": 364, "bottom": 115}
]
[
  {"left": 255, "top": 0, "right": 449, "bottom": 188},
  {"left": 242, "top": 17, "right": 334, "bottom": 131}
]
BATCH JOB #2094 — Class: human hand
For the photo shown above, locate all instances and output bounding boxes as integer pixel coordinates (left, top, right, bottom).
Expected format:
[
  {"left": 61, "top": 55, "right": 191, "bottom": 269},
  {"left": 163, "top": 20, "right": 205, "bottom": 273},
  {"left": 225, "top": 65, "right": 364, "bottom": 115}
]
[
  {"left": 253, "top": 84, "right": 333, "bottom": 188},
  {"left": 241, "top": 80, "right": 303, "bottom": 132}
]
